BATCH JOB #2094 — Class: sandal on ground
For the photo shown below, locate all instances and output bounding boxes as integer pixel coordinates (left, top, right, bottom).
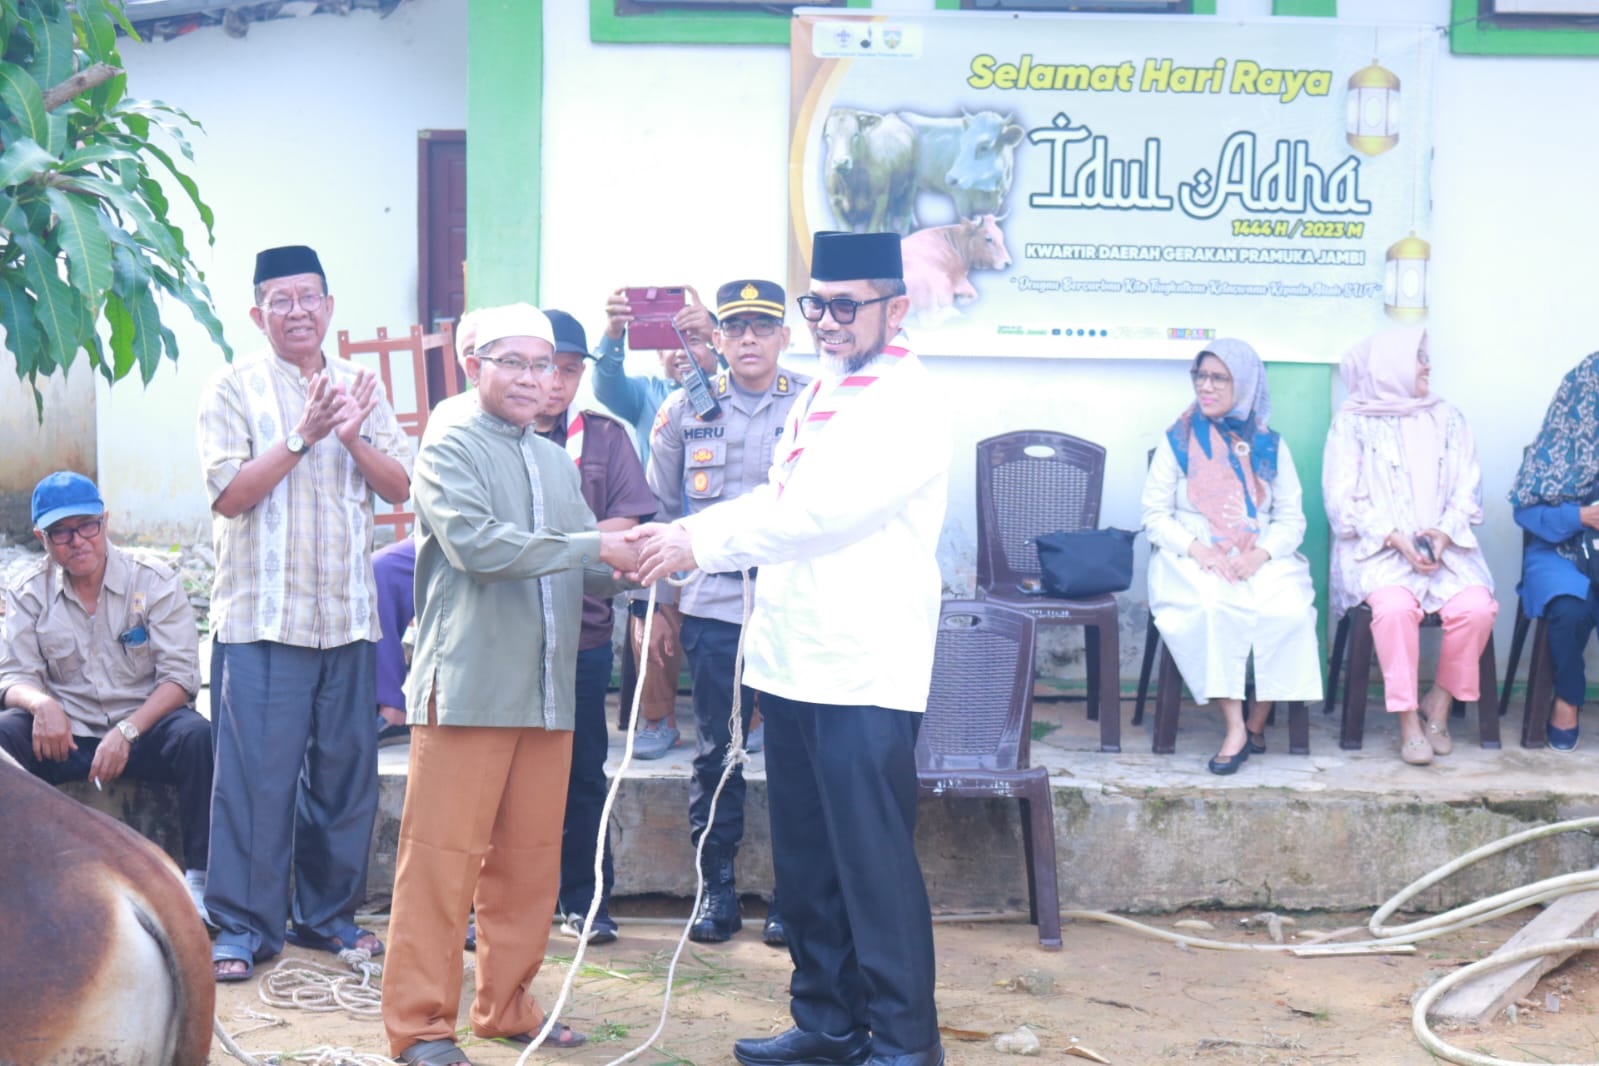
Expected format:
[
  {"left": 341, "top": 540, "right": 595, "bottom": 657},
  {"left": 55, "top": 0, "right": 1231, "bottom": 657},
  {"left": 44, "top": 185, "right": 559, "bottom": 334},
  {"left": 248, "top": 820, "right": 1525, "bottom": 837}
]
[
  {"left": 493, "top": 1025, "right": 587, "bottom": 1050},
  {"left": 1400, "top": 735, "right": 1434, "bottom": 765},
  {"left": 397, "top": 1038, "right": 475, "bottom": 1065},
  {"left": 212, "top": 948, "right": 254, "bottom": 983},
  {"left": 285, "top": 920, "right": 384, "bottom": 957}
]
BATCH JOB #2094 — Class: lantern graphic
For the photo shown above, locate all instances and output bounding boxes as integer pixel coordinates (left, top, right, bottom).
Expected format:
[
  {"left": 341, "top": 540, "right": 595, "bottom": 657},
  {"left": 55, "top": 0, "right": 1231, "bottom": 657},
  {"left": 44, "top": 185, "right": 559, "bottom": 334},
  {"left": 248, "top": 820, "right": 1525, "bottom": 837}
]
[
  {"left": 1383, "top": 232, "right": 1429, "bottom": 322},
  {"left": 1346, "top": 61, "right": 1400, "bottom": 156}
]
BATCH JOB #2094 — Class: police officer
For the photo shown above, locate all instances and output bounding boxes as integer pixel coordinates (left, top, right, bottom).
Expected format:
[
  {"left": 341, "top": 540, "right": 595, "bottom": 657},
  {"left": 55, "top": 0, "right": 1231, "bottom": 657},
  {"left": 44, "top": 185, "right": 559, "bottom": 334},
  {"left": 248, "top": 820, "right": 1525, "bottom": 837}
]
[{"left": 646, "top": 279, "right": 809, "bottom": 945}]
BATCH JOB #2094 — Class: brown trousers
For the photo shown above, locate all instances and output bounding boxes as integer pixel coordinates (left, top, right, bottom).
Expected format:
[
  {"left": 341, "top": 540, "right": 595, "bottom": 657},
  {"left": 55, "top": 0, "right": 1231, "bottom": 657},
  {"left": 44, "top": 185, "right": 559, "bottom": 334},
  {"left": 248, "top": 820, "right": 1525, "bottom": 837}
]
[
  {"left": 381, "top": 719, "right": 573, "bottom": 1055},
  {"left": 629, "top": 603, "right": 684, "bottom": 723}
]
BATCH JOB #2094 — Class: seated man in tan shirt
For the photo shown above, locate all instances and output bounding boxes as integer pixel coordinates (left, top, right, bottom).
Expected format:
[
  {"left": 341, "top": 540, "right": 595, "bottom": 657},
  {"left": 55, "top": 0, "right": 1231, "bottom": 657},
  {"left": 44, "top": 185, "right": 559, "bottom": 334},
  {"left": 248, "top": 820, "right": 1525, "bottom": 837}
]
[{"left": 0, "top": 471, "right": 212, "bottom": 922}]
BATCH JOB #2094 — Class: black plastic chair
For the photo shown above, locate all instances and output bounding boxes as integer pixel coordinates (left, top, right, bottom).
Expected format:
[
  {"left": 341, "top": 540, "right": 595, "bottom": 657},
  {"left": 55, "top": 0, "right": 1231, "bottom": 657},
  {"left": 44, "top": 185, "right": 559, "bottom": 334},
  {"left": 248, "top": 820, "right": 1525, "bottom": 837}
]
[
  {"left": 1325, "top": 603, "right": 1501, "bottom": 750},
  {"left": 918, "top": 600, "right": 1061, "bottom": 950},
  {"left": 975, "top": 430, "right": 1121, "bottom": 753},
  {"left": 1498, "top": 533, "right": 1557, "bottom": 749}
]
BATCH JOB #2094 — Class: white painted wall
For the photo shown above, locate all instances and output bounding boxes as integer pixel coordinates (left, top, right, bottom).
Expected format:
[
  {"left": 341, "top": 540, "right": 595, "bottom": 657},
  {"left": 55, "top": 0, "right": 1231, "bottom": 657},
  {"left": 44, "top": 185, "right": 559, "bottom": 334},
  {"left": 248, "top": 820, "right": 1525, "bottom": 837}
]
[
  {"left": 97, "top": 0, "right": 467, "bottom": 542},
  {"left": 89, "top": 0, "right": 1599, "bottom": 679},
  {"left": 544, "top": 0, "right": 1599, "bottom": 678}
]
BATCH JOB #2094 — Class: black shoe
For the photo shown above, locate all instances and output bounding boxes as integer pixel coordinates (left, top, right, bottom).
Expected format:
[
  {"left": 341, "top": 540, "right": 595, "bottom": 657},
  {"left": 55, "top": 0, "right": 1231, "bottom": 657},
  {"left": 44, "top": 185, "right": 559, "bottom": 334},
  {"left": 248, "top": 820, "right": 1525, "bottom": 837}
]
[
  {"left": 865, "top": 1047, "right": 944, "bottom": 1066},
  {"left": 1246, "top": 729, "right": 1267, "bottom": 755},
  {"left": 689, "top": 882, "right": 742, "bottom": 942},
  {"left": 762, "top": 912, "right": 787, "bottom": 947},
  {"left": 733, "top": 1027, "right": 871, "bottom": 1066},
  {"left": 1207, "top": 746, "right": 1249, "bottom": 775}
]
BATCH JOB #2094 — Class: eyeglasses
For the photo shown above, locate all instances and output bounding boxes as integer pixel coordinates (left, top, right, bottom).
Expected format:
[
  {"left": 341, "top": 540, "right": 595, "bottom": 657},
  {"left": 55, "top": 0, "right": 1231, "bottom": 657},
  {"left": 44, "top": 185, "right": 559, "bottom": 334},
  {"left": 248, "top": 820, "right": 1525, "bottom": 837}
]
[
  {"left": 45, "top": 518, "right": 103, "bottom": 545},
  {"left": 478, "top": 355, "right": 557, "bottom": 377},
  {"left": 796, "top": 294, "right": 892, "bottom": 324},
  {"left": 1189, "top": 370, "right": 1233, "bottom": 388},
  {"left": 261, "top": 293, "right": 327, "bottom": 316},
  {"left": 719, "top": 316, "right": 782, "bottom": 339}
]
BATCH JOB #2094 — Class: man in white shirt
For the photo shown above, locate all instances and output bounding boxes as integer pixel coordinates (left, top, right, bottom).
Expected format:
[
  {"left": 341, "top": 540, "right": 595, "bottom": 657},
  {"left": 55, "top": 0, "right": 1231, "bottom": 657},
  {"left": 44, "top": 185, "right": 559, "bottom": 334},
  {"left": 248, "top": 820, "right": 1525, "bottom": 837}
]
[{"left": 632, "top": 232, "right": 950, "bottom": 1066}]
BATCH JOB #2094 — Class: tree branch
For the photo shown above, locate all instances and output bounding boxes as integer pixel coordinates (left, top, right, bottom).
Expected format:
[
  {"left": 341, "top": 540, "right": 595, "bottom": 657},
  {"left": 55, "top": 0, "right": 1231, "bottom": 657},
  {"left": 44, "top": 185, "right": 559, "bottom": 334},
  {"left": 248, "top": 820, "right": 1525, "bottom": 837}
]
[{"left": 42, "top": 63, "right": 122, "bottom": 113}]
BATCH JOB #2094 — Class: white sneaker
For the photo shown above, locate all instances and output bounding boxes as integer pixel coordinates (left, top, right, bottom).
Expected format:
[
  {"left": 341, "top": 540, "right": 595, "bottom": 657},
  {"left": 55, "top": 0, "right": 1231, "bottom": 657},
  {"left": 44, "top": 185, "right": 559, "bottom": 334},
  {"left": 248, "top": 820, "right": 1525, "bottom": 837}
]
[{"left": 184, "top": 869, "right": 212, "bottom": 927}]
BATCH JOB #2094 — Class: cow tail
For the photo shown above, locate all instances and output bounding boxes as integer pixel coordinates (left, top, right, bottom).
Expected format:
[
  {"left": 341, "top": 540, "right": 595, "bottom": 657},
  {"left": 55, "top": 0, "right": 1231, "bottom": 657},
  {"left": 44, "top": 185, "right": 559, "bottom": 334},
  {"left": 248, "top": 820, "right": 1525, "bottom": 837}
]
[{"left": 130, "top": 901, "right": 201, "bottom": 1066}]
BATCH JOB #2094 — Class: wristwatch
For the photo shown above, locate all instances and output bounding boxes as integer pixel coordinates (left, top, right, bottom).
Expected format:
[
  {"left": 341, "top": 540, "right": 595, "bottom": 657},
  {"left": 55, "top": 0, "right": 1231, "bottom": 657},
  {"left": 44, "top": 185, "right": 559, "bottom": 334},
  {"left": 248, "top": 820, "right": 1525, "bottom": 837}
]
[
  {"left": 115, "top": 719, "right": 140, "bottom": 744},
  {"left": 286, "top": 432, "right": 308, "bottom": 456}
]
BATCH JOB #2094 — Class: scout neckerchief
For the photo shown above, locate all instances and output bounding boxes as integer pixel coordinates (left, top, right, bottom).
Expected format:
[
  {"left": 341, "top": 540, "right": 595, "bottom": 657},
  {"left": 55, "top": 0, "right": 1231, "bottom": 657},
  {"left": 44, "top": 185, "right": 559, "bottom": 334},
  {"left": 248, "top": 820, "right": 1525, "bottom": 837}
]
[
  {"left": 776, "top": 344, "right": 908, "bottom": 498},
  {"left": 563, "top": 410, "right": 585, "bottom": 468}
]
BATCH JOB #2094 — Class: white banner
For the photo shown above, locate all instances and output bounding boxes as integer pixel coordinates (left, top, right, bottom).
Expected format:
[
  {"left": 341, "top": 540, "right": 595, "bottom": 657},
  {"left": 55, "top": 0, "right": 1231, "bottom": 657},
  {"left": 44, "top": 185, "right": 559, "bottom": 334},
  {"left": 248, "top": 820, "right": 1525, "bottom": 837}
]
[{"left": 788, "top": 12, "right": 1436, "bottom": 362}]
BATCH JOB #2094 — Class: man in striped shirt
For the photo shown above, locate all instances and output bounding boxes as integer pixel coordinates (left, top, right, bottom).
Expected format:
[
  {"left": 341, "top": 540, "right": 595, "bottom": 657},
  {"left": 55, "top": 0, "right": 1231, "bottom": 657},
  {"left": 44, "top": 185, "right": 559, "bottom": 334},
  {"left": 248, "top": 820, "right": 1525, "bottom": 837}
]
[{"left": 197, "top": 245, "right": 413, "bottom": 982}]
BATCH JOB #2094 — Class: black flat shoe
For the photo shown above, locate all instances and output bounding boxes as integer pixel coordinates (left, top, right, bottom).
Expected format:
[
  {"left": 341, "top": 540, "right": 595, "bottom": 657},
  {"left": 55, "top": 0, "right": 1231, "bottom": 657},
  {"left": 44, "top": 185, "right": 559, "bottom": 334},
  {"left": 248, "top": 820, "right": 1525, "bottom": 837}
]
[
  {"left": 1207, "top": 746, "right": 1250, "bottom": 775},
  {"left": 1246, "top": 730, "right": 1267, "bottom": 755}
]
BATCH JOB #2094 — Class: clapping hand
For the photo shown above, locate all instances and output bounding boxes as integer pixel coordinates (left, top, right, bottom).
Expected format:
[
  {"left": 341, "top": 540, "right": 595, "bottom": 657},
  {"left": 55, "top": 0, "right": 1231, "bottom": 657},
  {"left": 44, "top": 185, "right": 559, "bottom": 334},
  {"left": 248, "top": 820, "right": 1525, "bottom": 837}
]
[
  {"left": 295, "top": 372, "right": 344, "bottom": 445},
  {"left": 333, "top": 370, "right": 380, "bottom": 446}
]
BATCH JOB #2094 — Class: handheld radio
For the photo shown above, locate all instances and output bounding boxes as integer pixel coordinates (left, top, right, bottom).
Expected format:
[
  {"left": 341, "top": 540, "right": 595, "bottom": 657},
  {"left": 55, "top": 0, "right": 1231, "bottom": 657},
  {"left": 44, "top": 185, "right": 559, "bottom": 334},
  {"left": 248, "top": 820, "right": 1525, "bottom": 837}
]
[{"left": 673, "top": 324, "right": 723, "bottom": 421}]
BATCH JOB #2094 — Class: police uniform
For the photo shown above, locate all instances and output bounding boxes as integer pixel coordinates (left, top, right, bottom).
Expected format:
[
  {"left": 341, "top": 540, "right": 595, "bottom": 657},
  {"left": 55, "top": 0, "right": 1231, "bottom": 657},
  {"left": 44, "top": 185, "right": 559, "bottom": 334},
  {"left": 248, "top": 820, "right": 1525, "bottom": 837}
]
[{"left": 645, "top": 279, "right": 809, "bottom": 942}]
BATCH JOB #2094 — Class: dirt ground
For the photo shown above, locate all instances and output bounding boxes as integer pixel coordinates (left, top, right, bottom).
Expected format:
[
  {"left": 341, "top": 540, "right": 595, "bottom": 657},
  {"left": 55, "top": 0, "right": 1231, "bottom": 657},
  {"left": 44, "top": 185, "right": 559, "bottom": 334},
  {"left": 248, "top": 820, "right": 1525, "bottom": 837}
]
[{"left": 210, "top": 904, "right": 1599, "bottom": 1066}]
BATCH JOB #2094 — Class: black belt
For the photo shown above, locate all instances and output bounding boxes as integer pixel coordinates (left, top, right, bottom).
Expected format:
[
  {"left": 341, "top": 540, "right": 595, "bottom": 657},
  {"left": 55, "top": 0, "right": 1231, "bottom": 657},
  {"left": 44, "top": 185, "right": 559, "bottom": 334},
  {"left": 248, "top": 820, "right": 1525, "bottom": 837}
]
[{"left": 707, "top": 568, "right": 758, "bottom": 579}]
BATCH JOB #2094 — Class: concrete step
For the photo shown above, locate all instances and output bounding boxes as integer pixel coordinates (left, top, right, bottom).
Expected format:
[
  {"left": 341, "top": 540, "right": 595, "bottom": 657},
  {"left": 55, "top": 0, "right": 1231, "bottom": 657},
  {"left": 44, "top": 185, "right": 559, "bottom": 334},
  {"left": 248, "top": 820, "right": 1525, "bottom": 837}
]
[{"left": 60, "top": 692, "right": 1599, "bottom": 916}]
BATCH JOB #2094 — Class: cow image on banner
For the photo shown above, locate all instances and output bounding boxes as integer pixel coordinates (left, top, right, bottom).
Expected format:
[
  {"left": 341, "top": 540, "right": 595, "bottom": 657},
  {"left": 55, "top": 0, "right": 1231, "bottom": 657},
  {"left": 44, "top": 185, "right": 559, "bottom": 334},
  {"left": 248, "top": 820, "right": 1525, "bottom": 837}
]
[{"left": 789, "top": 11, "right": 1436, "bottom": 362}]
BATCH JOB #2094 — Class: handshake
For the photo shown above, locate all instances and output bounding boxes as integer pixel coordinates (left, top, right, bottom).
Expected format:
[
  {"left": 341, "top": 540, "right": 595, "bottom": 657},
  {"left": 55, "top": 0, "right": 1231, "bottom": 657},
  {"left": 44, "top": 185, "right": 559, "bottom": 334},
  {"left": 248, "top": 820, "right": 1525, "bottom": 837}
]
[{"left": 598, "top": 522, "right": 697, "bottom": 586}]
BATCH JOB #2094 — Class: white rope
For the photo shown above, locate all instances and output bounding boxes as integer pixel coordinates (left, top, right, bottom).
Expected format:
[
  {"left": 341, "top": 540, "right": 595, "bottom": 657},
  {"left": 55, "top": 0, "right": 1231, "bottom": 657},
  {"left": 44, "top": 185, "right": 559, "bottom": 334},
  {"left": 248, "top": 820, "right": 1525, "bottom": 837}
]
[
  {"left": 256, "top": 949, "right": 384, "bottom": 1019},
  {"left": 1056, "top": 817, "right": 1599, "bottom": 1065},
  {"left": 516, "top": 569, "right": 752, "bottom": 1066}
]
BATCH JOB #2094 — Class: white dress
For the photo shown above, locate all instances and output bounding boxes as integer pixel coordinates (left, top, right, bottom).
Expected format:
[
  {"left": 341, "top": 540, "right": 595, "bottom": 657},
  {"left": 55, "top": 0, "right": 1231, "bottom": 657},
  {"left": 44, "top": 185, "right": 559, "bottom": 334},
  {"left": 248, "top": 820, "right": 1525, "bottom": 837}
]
[{"left": 1141, "top": 436, "right": 1324, "bottom": 704}]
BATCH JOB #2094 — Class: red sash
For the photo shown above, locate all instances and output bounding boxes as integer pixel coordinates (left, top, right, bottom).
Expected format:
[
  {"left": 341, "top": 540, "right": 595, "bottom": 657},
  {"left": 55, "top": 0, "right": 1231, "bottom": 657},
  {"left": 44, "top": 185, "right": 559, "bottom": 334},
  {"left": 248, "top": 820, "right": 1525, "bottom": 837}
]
[
  {"left": 775, "top": 345, "right": 908, "bottom": 497},
  {"left": 564, "top": 411, "right": 584, "bottom": 469}
]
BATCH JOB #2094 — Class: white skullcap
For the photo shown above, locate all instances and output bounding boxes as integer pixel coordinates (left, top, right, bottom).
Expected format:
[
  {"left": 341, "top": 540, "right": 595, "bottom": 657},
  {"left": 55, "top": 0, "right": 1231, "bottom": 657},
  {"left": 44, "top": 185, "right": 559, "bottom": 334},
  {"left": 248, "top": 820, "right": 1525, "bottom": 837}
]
[{"left": 467, "top": 303, "right": 554, "bottom": 353}]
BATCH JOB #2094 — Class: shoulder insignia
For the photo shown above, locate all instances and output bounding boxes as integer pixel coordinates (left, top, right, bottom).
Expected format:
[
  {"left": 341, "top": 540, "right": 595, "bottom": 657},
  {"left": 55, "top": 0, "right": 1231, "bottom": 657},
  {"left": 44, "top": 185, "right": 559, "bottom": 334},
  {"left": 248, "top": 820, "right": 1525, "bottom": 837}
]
[
  {"left": 775, "top": 374, "right": 789, "bottom": 394},
  {"left": 716, "top": 373, "right": 729, "bottom": 397},
  {"left": 651, "top": 405, "right": 673, "bottom": 440}
]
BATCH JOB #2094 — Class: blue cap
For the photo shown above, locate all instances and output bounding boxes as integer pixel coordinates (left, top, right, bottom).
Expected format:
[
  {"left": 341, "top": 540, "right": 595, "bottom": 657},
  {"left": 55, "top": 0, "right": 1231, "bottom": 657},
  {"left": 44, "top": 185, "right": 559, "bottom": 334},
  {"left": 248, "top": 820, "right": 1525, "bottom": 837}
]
[{"left": 31, "top": 471, "right": 104, "bottom": 531}]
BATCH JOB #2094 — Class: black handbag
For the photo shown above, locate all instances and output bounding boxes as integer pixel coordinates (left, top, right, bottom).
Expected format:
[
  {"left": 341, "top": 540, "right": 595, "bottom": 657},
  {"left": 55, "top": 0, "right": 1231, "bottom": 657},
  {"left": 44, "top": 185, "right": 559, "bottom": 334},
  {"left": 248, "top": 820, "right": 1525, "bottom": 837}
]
[{"left": 1032, "top": 527, "right": 1136, "bottom": 599}]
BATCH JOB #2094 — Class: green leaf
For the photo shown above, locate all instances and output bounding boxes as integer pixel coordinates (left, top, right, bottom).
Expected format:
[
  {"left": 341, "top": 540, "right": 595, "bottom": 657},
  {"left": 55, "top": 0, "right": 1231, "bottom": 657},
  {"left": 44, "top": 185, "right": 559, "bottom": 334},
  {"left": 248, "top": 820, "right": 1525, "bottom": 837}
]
[
  {"left": 154, "top": 265, "right": 230, "bottom": 358},
  {"left": 13, "top": 229, "right": 86, "bottom": 371},
  {"left": 0, "top": 269, "right": 44, "bottom": 378},
  {"left": 25, "top": 1, "right": 74, "bottom": 91},
  {"left": 0, "top": 60, "right": 49, "bottom": 145},
  {"left": 73, "top": 1, "right": 118, "bottom": 65},
  {"left": 57, "top": 172, "right": 182, "bottom": 265},
  {"left": 139, "top": 138, "right": 214, "bottom": 239},
  {"left": 45, "top": 185, "right": 113, "bottom": 303},
  {"left": 103, "top": 289, "right": 135, "bottom": 380},
  {"left": 124, "top": 283, "right": 164, "bottom": 384},
  {"left": 0, "top": 136, "right": 56, "bottom": 187},
  {"left": 59, "top": 142, "right": 135, "bottom": 172}
]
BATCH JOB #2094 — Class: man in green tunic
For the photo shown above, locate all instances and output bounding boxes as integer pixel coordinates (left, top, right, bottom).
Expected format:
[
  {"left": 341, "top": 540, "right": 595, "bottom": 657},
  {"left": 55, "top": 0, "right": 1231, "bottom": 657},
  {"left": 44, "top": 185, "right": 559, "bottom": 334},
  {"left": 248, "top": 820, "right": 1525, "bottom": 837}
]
[{"left": 380, "top": 303, "right": 638, "bottom": 1066}]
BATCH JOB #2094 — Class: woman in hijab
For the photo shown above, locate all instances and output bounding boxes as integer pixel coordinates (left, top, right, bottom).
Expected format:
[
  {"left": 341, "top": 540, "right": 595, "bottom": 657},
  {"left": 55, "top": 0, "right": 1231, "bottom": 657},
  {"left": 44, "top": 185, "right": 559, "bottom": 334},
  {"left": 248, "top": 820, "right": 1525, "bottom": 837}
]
[
  {"left": 1509, "top": 352, "right": 1599, "bottom": 751},
  {"left": 1323, "top": 328, "right": 1497, "bottom": 766},
  {"left": 1142, "top": 339, "right": 1324, "bottom": 775}
]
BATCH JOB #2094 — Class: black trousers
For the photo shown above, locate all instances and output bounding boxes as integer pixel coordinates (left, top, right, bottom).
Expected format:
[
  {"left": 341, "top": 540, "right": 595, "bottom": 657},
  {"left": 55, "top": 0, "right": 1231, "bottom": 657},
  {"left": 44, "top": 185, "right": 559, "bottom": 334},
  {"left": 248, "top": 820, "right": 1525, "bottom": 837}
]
[
  {"left": 682, "top": 616, "right": 757, "bottom": 854},
  {"left": 0, "top": 705, "right": 213, "bottom": 870},
  {"left": 760, "top": 691, "right": 939, "bottom": 1057},
  {"left": 1546, "top": 593, "right": 1599, "bottom": 706},
  {"left": 559, "top": 642, "right": 616, "bottom": 915}
]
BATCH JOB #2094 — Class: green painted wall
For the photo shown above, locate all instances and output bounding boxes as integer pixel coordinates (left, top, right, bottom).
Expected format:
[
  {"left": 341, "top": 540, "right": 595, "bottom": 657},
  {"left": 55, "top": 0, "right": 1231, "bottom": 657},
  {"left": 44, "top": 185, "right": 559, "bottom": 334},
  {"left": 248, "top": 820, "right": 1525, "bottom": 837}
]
[{"left": 467, "top": 0, "right": 542, "bottom": 307}]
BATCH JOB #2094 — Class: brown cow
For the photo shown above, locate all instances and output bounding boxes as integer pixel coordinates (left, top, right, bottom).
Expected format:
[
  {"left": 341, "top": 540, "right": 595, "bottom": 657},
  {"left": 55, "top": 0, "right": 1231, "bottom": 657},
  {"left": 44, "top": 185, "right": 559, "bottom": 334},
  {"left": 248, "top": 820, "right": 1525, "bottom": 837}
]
[
  {"left": 822, "top": 108, "right": 917, "bottom": 235},
  {"left": 0, "top": 754, "right": 213, "bottom": 1065},
  {"left": 901, "top": 214, "right": 1013, "bottom": 324}
]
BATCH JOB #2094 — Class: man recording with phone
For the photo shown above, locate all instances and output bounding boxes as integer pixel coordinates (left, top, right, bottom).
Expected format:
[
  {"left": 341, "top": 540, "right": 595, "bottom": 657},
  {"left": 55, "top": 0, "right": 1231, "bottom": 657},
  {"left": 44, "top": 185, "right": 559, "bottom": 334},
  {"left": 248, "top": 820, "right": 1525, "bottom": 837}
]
[{"left": 592, "top": 286, "right": 722, "bottom": 760}]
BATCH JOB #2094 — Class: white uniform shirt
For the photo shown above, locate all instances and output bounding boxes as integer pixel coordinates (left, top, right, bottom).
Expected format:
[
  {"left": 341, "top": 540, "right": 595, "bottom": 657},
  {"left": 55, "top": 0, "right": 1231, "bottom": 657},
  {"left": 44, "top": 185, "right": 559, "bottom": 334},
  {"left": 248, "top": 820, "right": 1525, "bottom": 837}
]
[{"left": 682, "top": 351, "right": 951, "bottom": 713}]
